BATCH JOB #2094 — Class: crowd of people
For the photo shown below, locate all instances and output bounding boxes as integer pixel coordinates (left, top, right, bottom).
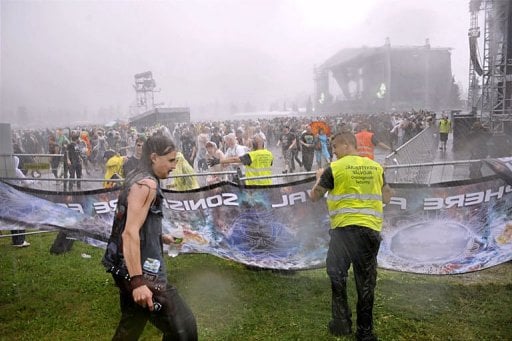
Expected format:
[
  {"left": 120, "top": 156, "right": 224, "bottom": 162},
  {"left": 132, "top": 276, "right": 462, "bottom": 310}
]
[{"left": 10, "top": 109, "right": 438, "bottom": 191}]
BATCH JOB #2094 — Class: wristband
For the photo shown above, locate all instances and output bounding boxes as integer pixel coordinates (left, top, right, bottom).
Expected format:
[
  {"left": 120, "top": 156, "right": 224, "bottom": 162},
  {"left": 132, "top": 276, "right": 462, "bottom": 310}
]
[{"left": 129, "top": 274, "right": 146, "bottom": 291}]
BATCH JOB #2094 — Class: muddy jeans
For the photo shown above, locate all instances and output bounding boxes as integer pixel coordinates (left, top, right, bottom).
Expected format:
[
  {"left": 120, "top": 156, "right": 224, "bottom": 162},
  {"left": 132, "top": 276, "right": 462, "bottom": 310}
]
[{"left": 112, "top": 276, "right": 197, "bottom": 341}]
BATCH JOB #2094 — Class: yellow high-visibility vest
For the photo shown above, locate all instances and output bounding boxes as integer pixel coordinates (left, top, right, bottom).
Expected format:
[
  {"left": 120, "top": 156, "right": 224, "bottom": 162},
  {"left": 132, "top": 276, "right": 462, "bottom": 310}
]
[
  {"left": 439, "top": 119, "right": 451, "bottom": 133},
  {"left": 326, "top": 155, "right": 384, "bottom": 231},
  {"left": 245, "top": 149, "right": 273, "bottom": 186}
]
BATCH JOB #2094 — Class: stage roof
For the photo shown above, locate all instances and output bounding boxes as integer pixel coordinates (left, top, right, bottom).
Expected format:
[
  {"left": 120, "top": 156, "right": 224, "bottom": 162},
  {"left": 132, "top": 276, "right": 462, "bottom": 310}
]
[{"left": 318, "top": 45, "right": 452, "bottom": 71}]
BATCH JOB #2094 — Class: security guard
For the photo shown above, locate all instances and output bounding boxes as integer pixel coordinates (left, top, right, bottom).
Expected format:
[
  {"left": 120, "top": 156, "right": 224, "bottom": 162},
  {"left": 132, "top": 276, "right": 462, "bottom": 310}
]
[
  {"left": 309, "top": 131, "right": 392, "bottom": 341},
  {"left": 355, "top": 122, "right": 392, "bottom": 160},
  {"left": 208, "top": 134, "right": 273, "bottom": 186},
  {"left": 438, "top": 114, "right": 451, "bottom": 151}
]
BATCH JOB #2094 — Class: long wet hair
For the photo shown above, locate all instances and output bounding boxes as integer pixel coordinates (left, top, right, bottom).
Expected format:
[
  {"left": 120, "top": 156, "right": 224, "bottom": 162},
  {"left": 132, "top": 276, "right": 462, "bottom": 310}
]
[{"left": 138, "top": 134, "right": 176, "bottom": 173}]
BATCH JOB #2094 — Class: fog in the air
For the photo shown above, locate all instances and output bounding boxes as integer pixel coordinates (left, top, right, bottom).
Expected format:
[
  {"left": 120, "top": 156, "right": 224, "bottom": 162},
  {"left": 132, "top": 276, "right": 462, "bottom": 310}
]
[{"left": 0, "top": 0, "right": 469, "bottom": 126}]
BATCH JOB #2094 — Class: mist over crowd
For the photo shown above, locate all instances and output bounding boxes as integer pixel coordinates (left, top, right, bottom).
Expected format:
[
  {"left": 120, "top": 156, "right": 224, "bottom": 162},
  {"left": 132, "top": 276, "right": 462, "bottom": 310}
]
[{"left": 1, "top": 0, "right": 469, "bottom": 127}]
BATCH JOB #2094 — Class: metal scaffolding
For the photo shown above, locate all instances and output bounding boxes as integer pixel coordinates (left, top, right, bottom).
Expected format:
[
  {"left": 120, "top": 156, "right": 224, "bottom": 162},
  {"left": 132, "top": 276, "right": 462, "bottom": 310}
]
[
  {"left": 468, "top": 0, "right": 512, "bottom": 135},
  {"left": 132, "top": 71, "right": 158, "bottom": 114},
  {"left": 467, "top": 1, "right": 482, "bottom": 110}
]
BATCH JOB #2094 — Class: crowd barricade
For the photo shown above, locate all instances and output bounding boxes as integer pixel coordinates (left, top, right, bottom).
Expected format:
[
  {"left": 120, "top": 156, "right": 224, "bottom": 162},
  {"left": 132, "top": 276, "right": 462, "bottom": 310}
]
[
  {"left": 0, "top": 153, "right": 61, "bottom": 186},
  {"left": 18, "top": 153, "right": 66, "bottom": 191},
  {"left": 384, "top": 124, "right": 440, "bottom": 184},
  {"left": 383, "top": 159, "right": 491, "bottom": 184},
  {"left": 0, "top": 166, "right": 316, "bottom": 191},
  {"left": 1, "top": 153, "right": 68, "bottom": 191},
  {"left": 163, "top": 170, "right": 316, "bottom": 189},
  {"left": 1, "top": 155, "right": 491, "bottom": 191},
  {"left": 13, "top": 153, "right": 63, "bottom": 178},
  {"left": 1, "top": 141, "right": 492, "bottom": 190}
]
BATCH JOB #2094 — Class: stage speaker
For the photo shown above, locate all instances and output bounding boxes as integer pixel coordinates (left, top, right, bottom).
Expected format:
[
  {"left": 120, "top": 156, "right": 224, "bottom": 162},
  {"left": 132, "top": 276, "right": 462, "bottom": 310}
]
[{"left": 452, "top": 115, "right": 476, "bottom": 153}]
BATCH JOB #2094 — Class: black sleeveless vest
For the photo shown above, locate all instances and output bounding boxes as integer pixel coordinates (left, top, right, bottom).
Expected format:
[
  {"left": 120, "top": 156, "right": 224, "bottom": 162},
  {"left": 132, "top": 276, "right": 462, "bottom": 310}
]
[{"left": 102, "top": 171, "right": 167, "bottom": 281}]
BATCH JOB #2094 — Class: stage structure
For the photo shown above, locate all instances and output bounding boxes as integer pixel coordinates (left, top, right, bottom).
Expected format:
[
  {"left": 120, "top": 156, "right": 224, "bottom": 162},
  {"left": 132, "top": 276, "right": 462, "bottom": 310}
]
[
  {"left": 133, "top": 71, "right": 158, "bottom": 114},
  {"left": 314, "top": 38, "right": 459, "bottom": 114},
  {"left": 467, "top": 0, "right": 512, "bottom": 135},
  {"left": 129, "top": 71, "right": 190, "bottom": 129},
  {"left": 129, "top": 107, "right": 190, "bottom": 130}
]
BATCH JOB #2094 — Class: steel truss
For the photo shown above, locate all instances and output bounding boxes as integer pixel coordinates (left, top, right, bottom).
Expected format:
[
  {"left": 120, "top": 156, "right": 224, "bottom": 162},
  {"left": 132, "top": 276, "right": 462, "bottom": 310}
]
[{"left": 468, "top": 0, "right": 512, "bottom": 135}]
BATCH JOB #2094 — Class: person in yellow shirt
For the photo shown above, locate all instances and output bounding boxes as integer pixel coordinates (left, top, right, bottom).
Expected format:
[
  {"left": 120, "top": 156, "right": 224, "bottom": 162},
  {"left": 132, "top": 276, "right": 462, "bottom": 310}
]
[
  {"left": 309, "top": 131, "right": 392, "bottom": 340},
  {"left": 103, "top": 150, "right": 125, "bottom": 188}
]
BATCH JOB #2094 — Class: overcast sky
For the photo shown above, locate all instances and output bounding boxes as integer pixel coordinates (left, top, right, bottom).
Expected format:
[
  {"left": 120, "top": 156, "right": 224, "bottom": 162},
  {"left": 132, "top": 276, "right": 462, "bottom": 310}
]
[{"left": 1, "top": 0, "right": 469, "bottom": 125}]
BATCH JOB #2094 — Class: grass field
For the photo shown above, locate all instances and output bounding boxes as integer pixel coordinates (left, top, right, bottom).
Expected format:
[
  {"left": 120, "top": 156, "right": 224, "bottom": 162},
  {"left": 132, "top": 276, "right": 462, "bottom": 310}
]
[{"left": 1, "top": 232, "right": 511, "bottom": 341}]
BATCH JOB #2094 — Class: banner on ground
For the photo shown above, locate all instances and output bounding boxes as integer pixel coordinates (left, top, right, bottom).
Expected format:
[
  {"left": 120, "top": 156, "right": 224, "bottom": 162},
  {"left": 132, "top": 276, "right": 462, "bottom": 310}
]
[{"left": 1, "top": 157, "right": 511, "bottom": 274}]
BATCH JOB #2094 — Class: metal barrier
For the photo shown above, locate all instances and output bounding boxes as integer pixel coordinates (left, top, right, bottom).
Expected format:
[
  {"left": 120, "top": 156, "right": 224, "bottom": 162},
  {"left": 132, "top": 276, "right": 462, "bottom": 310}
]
[
  {"left": 6, "top": 153, "right": 64, "bottom": 178},
  {"left": 0, "top": 168, "right": 316, "bottom": 191},
  {"left": 16, "top": 154, "right": 52, "bottom": 173},
  {"left": 162, "top": 170, "right": 316, "bottom": 189},
  {"left": 0, "top": 150, "right": 494, "bottom": 189},
  {"left": 0, "top": 230, "right": 58, "bottom": 238},
  {"left": 2, "top": 159, "right": 491, "bottom": 190},
  {"left": 383, "top": 159, "right": 492, "bottom": 184},
  {"left": 384, "top": 125, "right": 439, "bottom": 183}
]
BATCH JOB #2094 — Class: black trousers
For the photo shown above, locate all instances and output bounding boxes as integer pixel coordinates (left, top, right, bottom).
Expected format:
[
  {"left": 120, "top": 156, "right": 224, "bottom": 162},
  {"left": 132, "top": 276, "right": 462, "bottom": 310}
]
[
  {"left": 302, "top": 151, "right": 314, "bottom": 171},
  {"left": 68, "top": 163, "right": 82, "bottom": 189},
  {"left": 290, "top": 149, "right": 302, "bottom": 171},
  {"left": 112, "top": 276, "right": 197, "bottom": 341},
  {"left": 326, "top": 226, "right": 381, "bottom": 335}
]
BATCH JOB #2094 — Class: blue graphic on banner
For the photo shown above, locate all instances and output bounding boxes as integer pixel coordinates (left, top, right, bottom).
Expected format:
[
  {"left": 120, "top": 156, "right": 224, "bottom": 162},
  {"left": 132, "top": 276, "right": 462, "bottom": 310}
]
[
  {"left": 379, "top": 175, "right": 512, "bottom": 274},
  {"left": 161, "top": 181, "right": 330, "bottom": 269}
]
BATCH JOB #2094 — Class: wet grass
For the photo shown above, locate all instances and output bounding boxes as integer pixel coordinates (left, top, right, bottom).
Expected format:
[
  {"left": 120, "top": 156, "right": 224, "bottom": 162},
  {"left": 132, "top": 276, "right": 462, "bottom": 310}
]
[{"left": 1, "top": 232, "right": 511, "bottom": 340}]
